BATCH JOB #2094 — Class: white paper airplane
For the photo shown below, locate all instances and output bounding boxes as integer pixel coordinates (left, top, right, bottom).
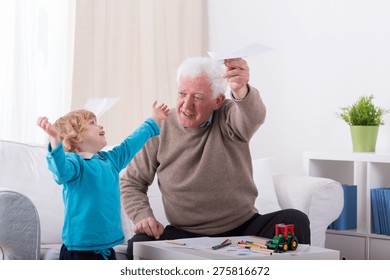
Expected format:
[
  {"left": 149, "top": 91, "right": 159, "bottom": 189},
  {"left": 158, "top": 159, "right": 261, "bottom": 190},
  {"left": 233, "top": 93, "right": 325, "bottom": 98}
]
[
  {"left": 84, "top": 97, "right": 120, "bottom": 118},
  {"left": 208, "top": 42, "right": 273, "bottom": 60}
]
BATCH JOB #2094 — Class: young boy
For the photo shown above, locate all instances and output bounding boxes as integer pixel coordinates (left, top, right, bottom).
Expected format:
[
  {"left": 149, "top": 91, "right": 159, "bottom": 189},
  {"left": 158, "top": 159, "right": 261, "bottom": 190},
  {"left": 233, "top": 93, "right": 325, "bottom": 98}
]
[{"left": 37, "top": 101, "right": 170, "bottom": 260}]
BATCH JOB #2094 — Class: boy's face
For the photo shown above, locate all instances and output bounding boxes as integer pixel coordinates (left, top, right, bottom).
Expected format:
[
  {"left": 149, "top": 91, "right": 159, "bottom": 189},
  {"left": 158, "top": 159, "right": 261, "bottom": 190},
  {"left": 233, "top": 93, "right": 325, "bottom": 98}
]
[{"left": 76, "top": 118, "right": 107, "bottom": 154}]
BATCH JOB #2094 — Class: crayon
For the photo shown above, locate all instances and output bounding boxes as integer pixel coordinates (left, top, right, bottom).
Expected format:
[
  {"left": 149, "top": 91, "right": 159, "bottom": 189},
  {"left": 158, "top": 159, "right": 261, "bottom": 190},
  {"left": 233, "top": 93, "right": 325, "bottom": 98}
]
[
  {"left": 212, "top": 242, "right": 232, "bottom": 250},
  {"left": 165, "top": 240, "right": 187, "bottom": 246}
]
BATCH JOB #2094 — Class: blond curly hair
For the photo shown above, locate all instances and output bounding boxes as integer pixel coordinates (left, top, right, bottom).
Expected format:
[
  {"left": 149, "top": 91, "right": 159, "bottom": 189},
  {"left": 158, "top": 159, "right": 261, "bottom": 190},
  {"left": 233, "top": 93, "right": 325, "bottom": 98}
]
[{"left": 54, "top": 109, "right": 96, "bottom": 152}]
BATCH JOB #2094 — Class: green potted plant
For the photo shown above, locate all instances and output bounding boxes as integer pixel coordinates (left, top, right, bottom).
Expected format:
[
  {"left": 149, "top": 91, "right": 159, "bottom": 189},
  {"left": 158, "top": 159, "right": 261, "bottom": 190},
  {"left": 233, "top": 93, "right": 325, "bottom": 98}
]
[{"left": 337, "top": 95, "right": 388, "bottom": 152}]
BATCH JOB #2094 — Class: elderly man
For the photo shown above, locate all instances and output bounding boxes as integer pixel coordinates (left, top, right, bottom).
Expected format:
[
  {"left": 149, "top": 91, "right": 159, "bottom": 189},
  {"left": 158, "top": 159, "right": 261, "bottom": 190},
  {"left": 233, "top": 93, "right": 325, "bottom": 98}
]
[{"left": 120, "top": 57, "right": 310, "bottom": 259}]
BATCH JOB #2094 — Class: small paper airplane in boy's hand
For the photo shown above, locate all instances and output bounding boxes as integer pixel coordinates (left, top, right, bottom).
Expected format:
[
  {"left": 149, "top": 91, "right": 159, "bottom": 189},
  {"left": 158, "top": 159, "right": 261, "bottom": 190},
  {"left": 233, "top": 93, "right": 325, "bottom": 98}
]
[
  {"left": 84, "top": 97, "right": 120, "bottom": 119},
  {"left": 207, "top": 42, "right": 273, "bottom": 60}
]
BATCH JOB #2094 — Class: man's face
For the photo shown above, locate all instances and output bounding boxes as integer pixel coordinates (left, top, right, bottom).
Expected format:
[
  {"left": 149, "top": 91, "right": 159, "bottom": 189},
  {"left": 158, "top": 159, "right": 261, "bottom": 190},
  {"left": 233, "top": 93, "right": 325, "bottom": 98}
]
[{"left": 176, "top": 75, "right": 223, "bottom": 128}]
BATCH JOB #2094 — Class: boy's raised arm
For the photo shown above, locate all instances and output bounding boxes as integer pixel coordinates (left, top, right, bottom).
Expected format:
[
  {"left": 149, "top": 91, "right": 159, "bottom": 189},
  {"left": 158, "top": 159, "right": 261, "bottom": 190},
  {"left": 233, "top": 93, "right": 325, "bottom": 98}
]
[{"left": 36, "top": 116, "right": 60, "bottom": 150}]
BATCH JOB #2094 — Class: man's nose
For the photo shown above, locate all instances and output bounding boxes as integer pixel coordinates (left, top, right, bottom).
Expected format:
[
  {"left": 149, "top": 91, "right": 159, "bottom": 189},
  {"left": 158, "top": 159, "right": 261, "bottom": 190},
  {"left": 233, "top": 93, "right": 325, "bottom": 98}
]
[{"left": 182, "top": 96, "right": 194, "bottom": 110}]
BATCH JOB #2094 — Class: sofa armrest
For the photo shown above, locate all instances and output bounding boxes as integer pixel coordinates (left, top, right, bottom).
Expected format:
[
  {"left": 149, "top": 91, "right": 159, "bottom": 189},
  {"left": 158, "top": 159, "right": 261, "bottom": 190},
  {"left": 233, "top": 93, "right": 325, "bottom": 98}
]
[
  {"left": 273, "top": 175, "right": 344, "bottom": 247},
  {"left": 0, "top": 189, "right": 41, "bottom": 259}
]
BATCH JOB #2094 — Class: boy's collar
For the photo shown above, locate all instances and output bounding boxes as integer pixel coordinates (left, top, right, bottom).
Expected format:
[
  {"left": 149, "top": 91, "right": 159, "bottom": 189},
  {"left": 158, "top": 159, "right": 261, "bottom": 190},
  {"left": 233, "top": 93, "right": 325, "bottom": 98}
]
[
  {"left": 77, "top": 152, "right": 94, "bottom": 159},
  {"left": 77, "top": 151, "right": 106, "bottom": 160}
]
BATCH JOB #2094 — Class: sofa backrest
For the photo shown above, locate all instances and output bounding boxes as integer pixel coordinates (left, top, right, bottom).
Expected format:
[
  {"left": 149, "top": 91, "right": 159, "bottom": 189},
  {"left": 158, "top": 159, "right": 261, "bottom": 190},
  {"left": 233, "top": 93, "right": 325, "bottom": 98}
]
[{"left": 0, "top": 140, "right": 64, "bottom": 244}]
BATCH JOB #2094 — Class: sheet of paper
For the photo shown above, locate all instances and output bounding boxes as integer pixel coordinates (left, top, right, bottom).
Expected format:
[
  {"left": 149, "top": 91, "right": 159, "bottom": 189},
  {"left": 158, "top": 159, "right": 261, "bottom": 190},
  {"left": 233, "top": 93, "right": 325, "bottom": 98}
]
[
  {"left": 207, "top": 42, "right": 273, "bottom": 60},
  {"left": 163, "top": 236, "right": 272, "bottom": 258},
  {"left": 161, "top": 236, "right": 309, "bottom": 258},
  {"left": 84, "top": 97, "right": 120, "bottom": 118}
]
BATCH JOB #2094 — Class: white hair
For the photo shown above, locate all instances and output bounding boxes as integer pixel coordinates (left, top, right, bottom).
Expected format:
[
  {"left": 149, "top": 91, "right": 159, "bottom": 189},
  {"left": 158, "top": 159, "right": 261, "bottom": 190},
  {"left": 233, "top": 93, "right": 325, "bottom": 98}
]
[{"left": 176, "top": 57, "right": 227, "bottom": 98}]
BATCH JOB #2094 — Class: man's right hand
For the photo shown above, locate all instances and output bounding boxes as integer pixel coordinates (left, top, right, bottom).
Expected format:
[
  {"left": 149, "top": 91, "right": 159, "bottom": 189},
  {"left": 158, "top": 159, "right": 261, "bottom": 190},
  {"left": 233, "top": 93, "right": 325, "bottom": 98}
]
[{"left": 134, "top": 217, "right": 164, "bottom": 239}]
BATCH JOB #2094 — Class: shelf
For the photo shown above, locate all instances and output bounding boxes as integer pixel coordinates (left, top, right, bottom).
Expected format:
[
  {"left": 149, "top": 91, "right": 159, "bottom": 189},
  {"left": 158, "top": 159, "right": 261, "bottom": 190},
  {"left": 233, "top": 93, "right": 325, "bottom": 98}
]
[
  {"left": 303, "top": 151, "right": 390, "bottom": 163},
  {"left": 326, "top": 230, "right": 390, "bottom": 260},
  {"left": 304, "top": 151, "right": 390, "bottom": 259}
]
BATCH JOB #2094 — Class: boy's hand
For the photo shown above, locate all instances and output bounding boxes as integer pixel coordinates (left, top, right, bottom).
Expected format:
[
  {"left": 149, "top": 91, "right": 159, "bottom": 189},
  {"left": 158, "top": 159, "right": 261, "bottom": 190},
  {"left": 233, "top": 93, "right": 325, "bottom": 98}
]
[
  {"left": 151, "top": 101, "right": 170, "bottom": 122},
  {"left": 37, "top": 116, "right": 60, "bottom": 149}
]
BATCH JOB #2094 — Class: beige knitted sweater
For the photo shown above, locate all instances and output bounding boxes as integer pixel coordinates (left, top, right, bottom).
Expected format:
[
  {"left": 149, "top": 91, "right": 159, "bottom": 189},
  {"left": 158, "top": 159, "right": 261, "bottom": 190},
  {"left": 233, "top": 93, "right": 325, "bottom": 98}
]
[{"left": 120, "top": 86, "right": 266, "bottom": 235}]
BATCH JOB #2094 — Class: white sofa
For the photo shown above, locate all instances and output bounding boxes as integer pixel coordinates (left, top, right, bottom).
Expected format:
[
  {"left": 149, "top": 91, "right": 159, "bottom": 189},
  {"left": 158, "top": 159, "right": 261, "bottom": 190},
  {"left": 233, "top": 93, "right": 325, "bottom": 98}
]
[{"left": 0, "top": 140, "right": 344, "bottom": 260}]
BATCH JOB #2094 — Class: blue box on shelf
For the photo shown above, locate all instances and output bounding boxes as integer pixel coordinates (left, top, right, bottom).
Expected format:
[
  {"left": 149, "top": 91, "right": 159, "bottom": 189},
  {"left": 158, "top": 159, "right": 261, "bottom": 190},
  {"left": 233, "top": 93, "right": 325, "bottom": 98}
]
[{"left": 328, "top": 184, "right": 357, "bottom": 230}]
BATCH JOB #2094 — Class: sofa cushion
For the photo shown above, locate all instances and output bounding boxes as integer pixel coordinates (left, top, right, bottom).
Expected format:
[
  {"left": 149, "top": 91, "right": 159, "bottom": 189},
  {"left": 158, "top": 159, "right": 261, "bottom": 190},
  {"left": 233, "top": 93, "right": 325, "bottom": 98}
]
[
  {"left": 252, "top": 157, "right": 281, "bottom": 214},
  {"left": 40, "top": 244, "right": 61, "bottom": 260}
]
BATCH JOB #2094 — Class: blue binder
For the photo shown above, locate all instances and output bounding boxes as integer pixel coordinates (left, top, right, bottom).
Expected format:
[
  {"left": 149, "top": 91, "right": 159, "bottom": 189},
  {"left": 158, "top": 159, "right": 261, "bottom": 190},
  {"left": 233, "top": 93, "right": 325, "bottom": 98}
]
[
  {"left": 328, "top": 184, "right": 357, "bottom": 230},
  {"left": 371, "top": 188, "right": 390, "bottom": 235},
  {"left": 371, "top": 189, "right": 381, "bottom": 234}
]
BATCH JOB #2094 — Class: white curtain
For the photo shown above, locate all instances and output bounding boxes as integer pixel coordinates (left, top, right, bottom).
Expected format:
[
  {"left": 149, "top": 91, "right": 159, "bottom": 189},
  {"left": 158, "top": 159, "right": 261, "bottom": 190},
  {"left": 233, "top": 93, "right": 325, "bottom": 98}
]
[
  {"left": 71, "top": 0, "right": 207, "bottom": 145},
  {"left": 0, "top": 0, "right": 75, "bottom": 144}
]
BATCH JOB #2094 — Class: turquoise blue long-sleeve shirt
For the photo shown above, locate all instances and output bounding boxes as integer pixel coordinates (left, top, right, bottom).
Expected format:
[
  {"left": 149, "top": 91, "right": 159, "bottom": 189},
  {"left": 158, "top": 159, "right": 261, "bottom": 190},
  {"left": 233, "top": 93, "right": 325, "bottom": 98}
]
[{"left": 46, "top": 118, "right": 159, "bottom": 251}]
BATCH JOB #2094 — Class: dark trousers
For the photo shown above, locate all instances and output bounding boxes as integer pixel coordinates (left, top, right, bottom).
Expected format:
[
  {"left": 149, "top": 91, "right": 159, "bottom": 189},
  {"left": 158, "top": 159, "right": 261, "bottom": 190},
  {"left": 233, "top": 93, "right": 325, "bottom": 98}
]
[
  {"left": 127, "top": 208, "right": 310, "bottom": 259},
  {"left": 60, "top": 244, "right": 117, "bottom": 260}
]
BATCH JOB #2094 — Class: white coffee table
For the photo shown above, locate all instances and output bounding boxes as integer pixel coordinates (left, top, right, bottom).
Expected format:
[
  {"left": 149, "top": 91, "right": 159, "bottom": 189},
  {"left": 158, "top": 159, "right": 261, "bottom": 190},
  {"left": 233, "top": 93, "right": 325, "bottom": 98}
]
[{"left": 133, "top": 236, "right": 340, "bottom": 260}]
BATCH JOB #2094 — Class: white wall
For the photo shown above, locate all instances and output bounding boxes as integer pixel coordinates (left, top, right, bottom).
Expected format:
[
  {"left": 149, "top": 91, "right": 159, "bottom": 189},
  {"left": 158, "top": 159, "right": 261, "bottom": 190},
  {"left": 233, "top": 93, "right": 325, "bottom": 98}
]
[{"left": 208, "top": 0, "right": 390, "bottom": 175}]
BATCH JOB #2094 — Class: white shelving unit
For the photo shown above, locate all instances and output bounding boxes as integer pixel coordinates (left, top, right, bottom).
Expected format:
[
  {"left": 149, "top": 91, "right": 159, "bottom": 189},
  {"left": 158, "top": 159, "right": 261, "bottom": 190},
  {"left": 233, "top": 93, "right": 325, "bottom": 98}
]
[{"left": 303, "top": 151, "right": 390, "bottom": 260}]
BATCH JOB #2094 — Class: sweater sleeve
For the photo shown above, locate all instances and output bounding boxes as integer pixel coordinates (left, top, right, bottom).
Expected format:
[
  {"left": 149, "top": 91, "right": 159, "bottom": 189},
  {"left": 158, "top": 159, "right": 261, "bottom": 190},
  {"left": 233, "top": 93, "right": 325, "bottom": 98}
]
[
  {"left": 120, "top": 136, "right": 160, "bottom": 224},
  {"left": 46, "top": 142, "right": 80, "bottom": 185},
  {"left": 103, "top": 118, "right": 160, "bottom": 172},
  {"left": 223, "top": 85, "right": 266, "bottom": 142}
]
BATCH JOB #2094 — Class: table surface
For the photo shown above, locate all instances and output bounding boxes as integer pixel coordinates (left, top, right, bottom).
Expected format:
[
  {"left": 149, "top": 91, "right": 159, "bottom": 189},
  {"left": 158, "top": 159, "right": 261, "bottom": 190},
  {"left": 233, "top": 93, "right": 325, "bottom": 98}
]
[{"left": 133, "top": 236, "right": 340, "bottom": 260}]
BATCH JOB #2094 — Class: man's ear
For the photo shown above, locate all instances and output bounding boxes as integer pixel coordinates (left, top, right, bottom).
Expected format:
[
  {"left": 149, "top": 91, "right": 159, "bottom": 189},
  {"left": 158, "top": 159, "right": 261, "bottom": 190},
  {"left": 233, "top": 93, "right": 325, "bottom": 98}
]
[{"left": 213, "top": 94, "right": 226, "bottom": 110}]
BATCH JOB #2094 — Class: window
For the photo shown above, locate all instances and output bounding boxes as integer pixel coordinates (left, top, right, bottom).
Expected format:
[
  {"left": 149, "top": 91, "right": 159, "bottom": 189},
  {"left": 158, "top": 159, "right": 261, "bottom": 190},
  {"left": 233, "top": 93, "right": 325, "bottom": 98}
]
[{"left": 0, "top": 0, "right": 75, "bottom": 144}]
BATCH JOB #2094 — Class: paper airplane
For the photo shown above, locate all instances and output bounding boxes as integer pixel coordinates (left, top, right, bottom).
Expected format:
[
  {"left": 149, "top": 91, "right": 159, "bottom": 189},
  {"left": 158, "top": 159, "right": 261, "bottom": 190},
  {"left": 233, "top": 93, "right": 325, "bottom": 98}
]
[
  {"left": 84, "top": 97, "right": 120, "bottom": 118},
  {"left": 207, "top": 42, "right": 273, "bottom": 60}
]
